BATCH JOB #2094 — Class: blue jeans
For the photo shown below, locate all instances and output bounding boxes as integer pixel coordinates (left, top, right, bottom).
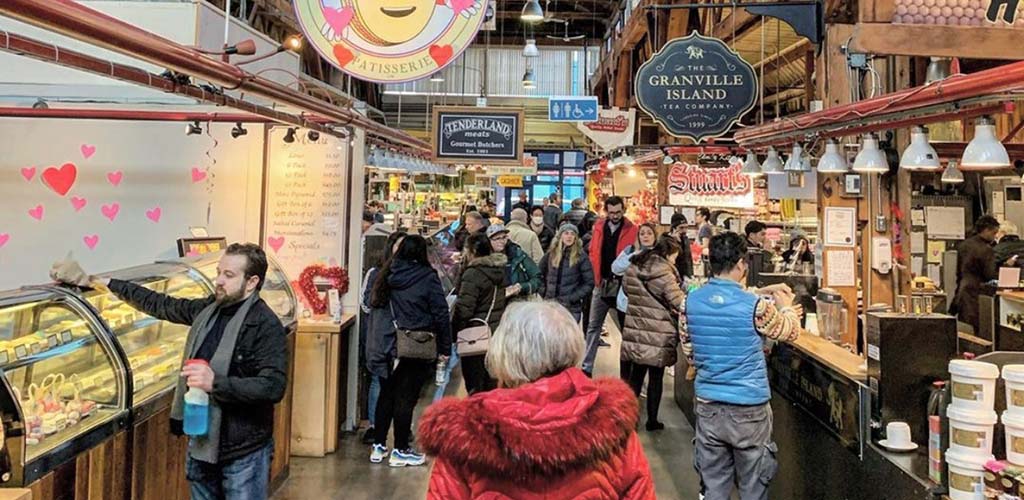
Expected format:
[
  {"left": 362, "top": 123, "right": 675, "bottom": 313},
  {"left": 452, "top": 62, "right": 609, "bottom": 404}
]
[
  {"left": 368, "top": 375, "right": 381, "bottom": 425},
  {"left": 583, "top": 290, "right": 616, "bottom": 375},
  {"left": 186, "top": 441, "right": 273, "bottom": 500},
  {"left": 433, "top": 345, "right": 459, "bottom": 402}
]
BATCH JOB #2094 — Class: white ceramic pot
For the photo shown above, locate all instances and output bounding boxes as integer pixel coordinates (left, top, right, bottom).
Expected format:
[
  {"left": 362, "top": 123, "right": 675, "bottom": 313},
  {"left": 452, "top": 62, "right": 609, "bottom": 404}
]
[
  {"left": 1003, "top": 410, "right": 1024, "bottom": 466},
  {"left": 945, "top": 448, "right": 989, "bottom": 500},
  {"left": 947, "top": 404, "right": 997, "bottom": 457},
  {"left": 1003, "top": 364, "right": 1024, "bottom": 415}
]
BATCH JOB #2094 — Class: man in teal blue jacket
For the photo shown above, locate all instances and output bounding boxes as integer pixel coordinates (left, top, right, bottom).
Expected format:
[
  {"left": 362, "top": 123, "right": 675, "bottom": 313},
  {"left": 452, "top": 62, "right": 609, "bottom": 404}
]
[{"left": 683, "top": 232, "right": 802, "bottom": 500}]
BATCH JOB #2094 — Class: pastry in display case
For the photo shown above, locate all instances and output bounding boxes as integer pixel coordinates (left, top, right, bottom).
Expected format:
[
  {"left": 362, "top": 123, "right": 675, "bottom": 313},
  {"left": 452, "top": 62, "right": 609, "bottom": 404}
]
[
  {"left": 175, "top": 251, "right": 297, "bottom": 326},
  {"left": 77, "top": 262, "right": 212, "bottom": 408},
  {"left": 0, "top": 287, "right": 128, "bottom": 484}
]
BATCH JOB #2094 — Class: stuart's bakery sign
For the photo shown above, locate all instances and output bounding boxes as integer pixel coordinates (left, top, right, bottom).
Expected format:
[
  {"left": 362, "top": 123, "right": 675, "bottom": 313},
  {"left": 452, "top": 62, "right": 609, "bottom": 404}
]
[
  {"left": 635, "top": 32, "right": 757, "bottom": 141},
  {"left": 294, "top": 0, "right": 485, "bottom": 83},
  {"left": 667, "top": 161, "right": 755, "bottom": 208},
  {"left": 433, "top": 107, "right": 524, "bottom": 165}
]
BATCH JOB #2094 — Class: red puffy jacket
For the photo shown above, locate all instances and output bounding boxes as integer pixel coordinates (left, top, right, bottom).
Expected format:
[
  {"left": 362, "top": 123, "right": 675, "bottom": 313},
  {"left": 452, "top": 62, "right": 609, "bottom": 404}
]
[{"left": 418, "top": 367, "right": 655, "bottom": 500}]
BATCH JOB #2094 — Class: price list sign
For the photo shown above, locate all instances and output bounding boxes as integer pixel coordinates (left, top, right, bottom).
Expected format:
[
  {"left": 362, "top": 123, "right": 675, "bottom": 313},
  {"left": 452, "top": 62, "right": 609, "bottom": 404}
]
[{"left": 263, "top": 127, "right": 348, "bottom": 280}]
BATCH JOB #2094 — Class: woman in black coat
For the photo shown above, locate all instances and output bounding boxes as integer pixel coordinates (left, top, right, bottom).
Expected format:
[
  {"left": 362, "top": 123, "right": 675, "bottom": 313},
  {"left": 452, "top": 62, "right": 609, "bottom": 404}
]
[
  {"left": 451, "top": 233, "right": 508, "bottom": 395},
  {"left": 539, "top": 223, "right": 596, "bottom": 322},
  {"left": 366, "top": 235, "right": 452, "bottom": 467}
]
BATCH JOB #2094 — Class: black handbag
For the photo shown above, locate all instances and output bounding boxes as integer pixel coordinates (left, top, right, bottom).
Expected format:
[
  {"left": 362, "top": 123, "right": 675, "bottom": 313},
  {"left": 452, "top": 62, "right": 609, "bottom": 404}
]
[
  {"left": 600, "top": 276, "right": 622, "bottom": 299},
  {"left": 390, "top": 302, "right": 437, "bottom": 360}
]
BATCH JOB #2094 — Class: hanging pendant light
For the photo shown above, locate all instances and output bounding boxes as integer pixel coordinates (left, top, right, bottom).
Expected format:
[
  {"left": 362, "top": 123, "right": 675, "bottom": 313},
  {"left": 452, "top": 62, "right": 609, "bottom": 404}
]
[
  {"left": 852, "top": 134, "right": 889, "bottom": 173},
  {"left": 961, "top": 115, "right": 1010, "bottom": 171},
  {"left": 784, "top": 144, "right": 808, "bottom": 172},
  {"left": 662, "top": 154, "right": 675, "bottom": 165},
  {"left": 941, "top": 161, "right": 965, "bottom": 184},
  {"left": 741, "top": 151, "right": 763, "bottom": 176},
  {"left": 429, "top": 72, "right": 445, "bottom": 83},
  {"left": 817, "top": 139, "right": 850, "bottom": 173},
  {"left": 521, "top": 0, "right": 544, "bottom": 21},
  {"left": 522, "top": 67, "right": 536, "bottom": 89},
  {"left": 925, "top": 57, "right": 952, "bottom": 84},
  {"left": 900, "top": 126, "right": 941, "bottom": 171},
  {"left": 523, "top": 39, "right": 539, "bottom": 57},
  {"left": 761, "top": 147, "right": 784, "bottom": 174}
]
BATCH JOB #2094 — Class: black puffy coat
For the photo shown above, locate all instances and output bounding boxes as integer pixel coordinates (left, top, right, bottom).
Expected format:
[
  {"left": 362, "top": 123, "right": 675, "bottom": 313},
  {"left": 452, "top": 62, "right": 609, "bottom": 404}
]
[
  {"left": 452, "top": 254, "right": 508, "bottom": 333},
  {"left": 539, "top": 248, "right": 596, "bottom": 315},
  {"left": 365, "top": 259, "right": 452, "bottom": 378}
]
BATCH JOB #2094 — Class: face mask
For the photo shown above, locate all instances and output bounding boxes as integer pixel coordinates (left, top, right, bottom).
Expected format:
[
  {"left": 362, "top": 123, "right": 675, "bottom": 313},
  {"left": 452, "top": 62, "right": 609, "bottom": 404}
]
[{"left": 532, "top": 216, "right": 544, "bottom": 225}]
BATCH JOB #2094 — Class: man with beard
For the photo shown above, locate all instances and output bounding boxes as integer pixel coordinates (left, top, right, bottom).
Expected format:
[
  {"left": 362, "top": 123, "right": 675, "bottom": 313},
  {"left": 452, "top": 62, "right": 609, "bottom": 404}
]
[{"left": 50, "top": 243, "right": 286, "bottom": 500}]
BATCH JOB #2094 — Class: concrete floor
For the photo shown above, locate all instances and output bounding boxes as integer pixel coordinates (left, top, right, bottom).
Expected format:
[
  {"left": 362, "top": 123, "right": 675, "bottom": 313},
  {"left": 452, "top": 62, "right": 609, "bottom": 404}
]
[{"left": 272, "top": 320, "right": 702, "bottom": 499}]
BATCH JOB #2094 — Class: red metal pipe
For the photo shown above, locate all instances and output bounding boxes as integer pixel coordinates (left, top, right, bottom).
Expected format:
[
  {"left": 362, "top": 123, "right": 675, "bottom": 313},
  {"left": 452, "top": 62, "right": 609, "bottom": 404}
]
[
  {"left": 0, "top": 107, "right": 272, "bottom": 123},
  {"left": 0, "top": 0, "right": 430, "bottom": 152},
  {"left": 735, "top": 62, "right": 1024, "bottom": 145},
  {"left": 0, "top": 30, "right": 336, "bottom": 135}
]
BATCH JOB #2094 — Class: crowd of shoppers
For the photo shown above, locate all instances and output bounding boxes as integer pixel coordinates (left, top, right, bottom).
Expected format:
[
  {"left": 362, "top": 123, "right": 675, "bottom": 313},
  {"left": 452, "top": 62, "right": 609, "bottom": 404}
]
[{"left": 355, "top": 194, "right": 804, "bottom": 500}]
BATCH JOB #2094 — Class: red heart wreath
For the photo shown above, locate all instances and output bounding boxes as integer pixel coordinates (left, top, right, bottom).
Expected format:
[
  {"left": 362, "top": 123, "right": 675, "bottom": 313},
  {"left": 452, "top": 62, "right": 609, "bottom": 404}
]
[{"left": 297, "top": 265, "right": 350, "bottom": 315}]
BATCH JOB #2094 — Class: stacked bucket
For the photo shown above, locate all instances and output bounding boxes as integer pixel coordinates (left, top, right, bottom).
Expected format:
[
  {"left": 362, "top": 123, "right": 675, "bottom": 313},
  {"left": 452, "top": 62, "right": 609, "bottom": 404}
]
[{"left": 946, "top": 359, "right": 999, "bottom": 500}]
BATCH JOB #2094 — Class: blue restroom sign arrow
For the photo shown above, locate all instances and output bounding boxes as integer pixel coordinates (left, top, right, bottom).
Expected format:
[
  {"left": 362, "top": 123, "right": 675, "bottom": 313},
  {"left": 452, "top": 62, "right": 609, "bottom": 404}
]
[{"left": 548, "top": 96, "right": 599, "bottom": 123}]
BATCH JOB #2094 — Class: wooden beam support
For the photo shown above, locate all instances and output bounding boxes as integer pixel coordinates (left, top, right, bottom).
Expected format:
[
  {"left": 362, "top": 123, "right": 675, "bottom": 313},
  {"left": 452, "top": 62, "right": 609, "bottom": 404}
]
[
  {"left": 711, "top": 7, "right": 758, "bottom": 43},
  {"left": 850, "top": 23, "right": 1024, "bottom": 60}
]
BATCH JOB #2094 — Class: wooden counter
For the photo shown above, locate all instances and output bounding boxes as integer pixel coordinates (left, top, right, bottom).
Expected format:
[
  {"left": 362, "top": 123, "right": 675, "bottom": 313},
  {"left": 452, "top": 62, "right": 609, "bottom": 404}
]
[
  {"left": 291, "top": 315, "right": 355, "bottom": 457},
  {"left": 999, "top": 290, "right": 1024, "bottom": 302},
  {"left": 789, "top": 332, "right": 867, "bottom": 381},
  {"left": 0, "top": 490, "right": 30, "bottom": 500}
]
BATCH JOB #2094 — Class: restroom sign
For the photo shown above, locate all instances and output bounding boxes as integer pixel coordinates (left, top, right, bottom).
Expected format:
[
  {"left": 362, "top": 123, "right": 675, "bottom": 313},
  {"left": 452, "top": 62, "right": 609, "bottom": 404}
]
[
  {"left": 548, "top": 96, "right": 599, "bottom": 122},
  {"left": 294, "top": 0, "right": 486, "bottom": 83}
]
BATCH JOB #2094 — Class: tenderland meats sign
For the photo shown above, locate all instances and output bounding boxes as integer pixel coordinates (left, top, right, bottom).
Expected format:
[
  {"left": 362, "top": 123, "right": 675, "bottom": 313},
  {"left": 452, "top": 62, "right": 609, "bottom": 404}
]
[
  {"left": 635, "top": 32, "right": 757, "bottom": 142},
  {"left": 667, "top": 161, "right": 755, "bottom": 208},
  {"left": 432, "top": 107, "right": 524, "bottom": 165}
]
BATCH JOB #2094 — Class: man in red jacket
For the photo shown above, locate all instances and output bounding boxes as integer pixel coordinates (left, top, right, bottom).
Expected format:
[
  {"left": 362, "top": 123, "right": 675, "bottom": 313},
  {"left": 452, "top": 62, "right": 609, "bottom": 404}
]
[{"left": 583, "top": 196, "right": 638, "bottom": 376}]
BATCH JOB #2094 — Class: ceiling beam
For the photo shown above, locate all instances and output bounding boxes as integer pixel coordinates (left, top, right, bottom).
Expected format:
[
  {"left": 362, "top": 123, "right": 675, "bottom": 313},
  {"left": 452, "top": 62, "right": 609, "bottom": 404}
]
[
  {"left": 711, "top": 7, "right": 758, "bottom": 43},
  {"left": 850, "top": 23, "right": 1024, "bottom": 60}
]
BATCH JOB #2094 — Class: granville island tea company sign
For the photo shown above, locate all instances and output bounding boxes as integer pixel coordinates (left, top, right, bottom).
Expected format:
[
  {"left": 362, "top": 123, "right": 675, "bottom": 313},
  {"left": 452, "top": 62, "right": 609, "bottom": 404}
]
[
  {"left": 635, "top": 32, "right": 757, "bottom": 142},
  {"left": 432, "top": 106, "right": 525, "bottom": 165}
]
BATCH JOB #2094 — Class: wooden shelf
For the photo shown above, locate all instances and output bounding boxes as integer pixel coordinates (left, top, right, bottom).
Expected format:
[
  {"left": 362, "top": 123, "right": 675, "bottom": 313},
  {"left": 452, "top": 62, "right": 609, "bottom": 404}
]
[{"left": 789, "top": 332, "right": 867, "bottom": 381}]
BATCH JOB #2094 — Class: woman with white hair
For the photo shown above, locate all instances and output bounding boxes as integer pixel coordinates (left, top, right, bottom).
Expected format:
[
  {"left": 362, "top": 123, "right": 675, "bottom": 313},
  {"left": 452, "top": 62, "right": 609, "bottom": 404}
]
[
  {"left": 995, "top": 220, "right": 1024, "bottom": 267},
  {"left": 418, "top": 301, "right": 655, "bottom": 500}
]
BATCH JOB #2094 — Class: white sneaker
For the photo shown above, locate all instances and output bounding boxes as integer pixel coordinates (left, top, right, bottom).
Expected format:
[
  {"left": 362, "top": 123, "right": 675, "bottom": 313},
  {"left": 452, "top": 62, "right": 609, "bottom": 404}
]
[
  {"left": 389, "top": 448, "right": 426, "bottom": 467},
  {"left": 667, "top": 366, "right": 676, "bottom": 377},
  {"left": 369, "top": 444, "right": 388, "bottom": 463}
]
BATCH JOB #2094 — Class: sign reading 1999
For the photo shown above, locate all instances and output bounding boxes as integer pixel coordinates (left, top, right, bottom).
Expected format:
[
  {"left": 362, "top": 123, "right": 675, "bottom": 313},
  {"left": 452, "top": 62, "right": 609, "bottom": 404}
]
[
  {"left": 635, "top": 31, "right": 757, "bottom": 142},
  {"left": 433, "top": 106, "right": 525, "bottom": 166}
]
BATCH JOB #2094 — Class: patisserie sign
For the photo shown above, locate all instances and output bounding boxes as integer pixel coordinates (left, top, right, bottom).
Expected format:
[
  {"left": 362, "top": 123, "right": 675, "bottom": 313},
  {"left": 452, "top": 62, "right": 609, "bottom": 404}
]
[
  {"left": 635, "top": 32, "right": 757, "bottom": 141},
  {"left": 667, "top": 161, "right": 754, "bottom": 208},
  {"left": 294, "top": 0, "right": 486, "bottom": 83}
]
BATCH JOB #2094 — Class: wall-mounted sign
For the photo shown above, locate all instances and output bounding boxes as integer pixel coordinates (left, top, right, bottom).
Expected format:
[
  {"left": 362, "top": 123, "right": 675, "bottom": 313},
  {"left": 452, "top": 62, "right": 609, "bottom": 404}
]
[
  {"left": 497, "top": 175, "right": 523, "bottom": 187},
  {"left": 666, "top": 161, "right": 755, "bottom": 208},
  {"left": 635, "top": 32, "right": 757, "bottom": 142},
  {"left": 576, "top": 108, "right": 636, "bottom": 151},
  {"left": 548, "top": 96, "right": 599, "bottom": 122},
  {"left": 485, "top": 165, "right": 537, "bottom": 176},
  {"left": 294, "top": 0, "right": 486, "bottom": 83},
  {"left": 432, "top": 106, "right": 524, "bottom": 165}
]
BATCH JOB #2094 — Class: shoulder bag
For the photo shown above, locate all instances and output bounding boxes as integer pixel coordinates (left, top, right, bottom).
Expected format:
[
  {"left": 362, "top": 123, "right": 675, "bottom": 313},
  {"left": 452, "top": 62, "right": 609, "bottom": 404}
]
[
  {"left": 456, "top": 288, "right": 497, "bottom": 357},
  {"left": 390, "top": 301, "right": 437, "bottom": 360}
]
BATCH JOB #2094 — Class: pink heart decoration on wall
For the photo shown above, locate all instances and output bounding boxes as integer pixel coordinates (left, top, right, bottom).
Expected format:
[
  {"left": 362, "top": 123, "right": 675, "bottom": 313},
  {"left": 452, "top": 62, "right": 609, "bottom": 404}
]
[
  {"left": 191, "top": 167, "right": 207, "bottom": 183},
  {"left": 80, "top": 144, "right": 96, "bottom": 159},
  {"left": 146, "top": 207, "right": 162, "bottom": 223},
  {"left": 20, "top": 167, "right": 36, "bottom": 181},
  {"left": 71, "top": 197, "right": 87, "bottom": 212},
  {"left": 0, "top": 233, "right": 9, "bottom": 249},
  {"left": 41, "top": 163, "right": 77, "bottom": 197},
  {"left": 28, "top": 205, "right": 44, "bottom": 221},
  {"left": 101, "top": 203, "right": 120, "bottom": 222},
  {"left": 83, "top": 235, "right": 99, "bottom": 250},
  {"left": 106, "top": 171, "right": 123, "bottom": 186},
  {"left": 267, "top": 236, "right": 285, "bottom": 253}
]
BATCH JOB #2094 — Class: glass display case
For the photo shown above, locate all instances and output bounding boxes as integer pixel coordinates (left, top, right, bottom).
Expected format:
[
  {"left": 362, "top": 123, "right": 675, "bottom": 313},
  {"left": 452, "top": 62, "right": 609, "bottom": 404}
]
[
  {"left": 79, "top": 262, "right": 211, "bottom": 408},
  {"left": 176, "top": 251, "right": 297, "bottom": 326},
  {"left": 0, "top": 287, "right": 128, "bottom": 475}
]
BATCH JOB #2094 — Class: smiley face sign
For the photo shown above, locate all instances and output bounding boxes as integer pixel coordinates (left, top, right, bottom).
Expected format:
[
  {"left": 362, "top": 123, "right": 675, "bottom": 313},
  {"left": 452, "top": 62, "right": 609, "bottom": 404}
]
[{"left": 295, "top": 0, "right": 486, "bottom": 83}]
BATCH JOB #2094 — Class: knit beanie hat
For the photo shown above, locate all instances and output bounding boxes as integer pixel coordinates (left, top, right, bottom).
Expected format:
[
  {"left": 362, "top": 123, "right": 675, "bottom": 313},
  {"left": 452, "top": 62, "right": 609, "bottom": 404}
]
[{"left": 558, "top": 222, "right": 579, "bottom": 235}]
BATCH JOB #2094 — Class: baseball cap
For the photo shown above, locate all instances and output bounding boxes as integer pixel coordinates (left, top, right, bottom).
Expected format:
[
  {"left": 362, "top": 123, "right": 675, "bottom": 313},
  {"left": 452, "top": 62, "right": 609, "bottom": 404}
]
[{"left": 486, "top": 223, "right": 510, "bottom": 238}]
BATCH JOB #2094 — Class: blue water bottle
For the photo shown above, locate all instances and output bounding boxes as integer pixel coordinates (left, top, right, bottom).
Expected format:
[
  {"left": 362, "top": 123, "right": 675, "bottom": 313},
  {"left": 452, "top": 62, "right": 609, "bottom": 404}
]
[{"left": 182, "top": 359, "right": 210, "bottom": 436}]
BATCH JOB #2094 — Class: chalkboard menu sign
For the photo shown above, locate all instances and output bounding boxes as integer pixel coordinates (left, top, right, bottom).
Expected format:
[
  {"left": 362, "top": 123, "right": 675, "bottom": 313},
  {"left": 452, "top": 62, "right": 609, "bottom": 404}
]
[
  {"left": 432, "top": 106, "right": 524, "bottom": 165},
  {"left": 635, "top": 31, "right": 757, "bottom": 142}
]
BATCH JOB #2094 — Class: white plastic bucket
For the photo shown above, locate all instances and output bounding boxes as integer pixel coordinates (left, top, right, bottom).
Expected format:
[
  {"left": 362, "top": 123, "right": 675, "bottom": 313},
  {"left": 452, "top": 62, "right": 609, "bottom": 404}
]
[
  {"left": 946, "top": 449, "right": 990, "bottom": 500},
  {"left": 949, "top": 360, "right": 999, "bottom": 411},
  {"left": 1004, "top": 411, "right": 1024, "bottom": 466},
  {"left": 947, "top": 405, "right": 997, "bottom": 457},
  {"left": 1003, "top": 365, "right": 1024, "bottom": 415}
]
